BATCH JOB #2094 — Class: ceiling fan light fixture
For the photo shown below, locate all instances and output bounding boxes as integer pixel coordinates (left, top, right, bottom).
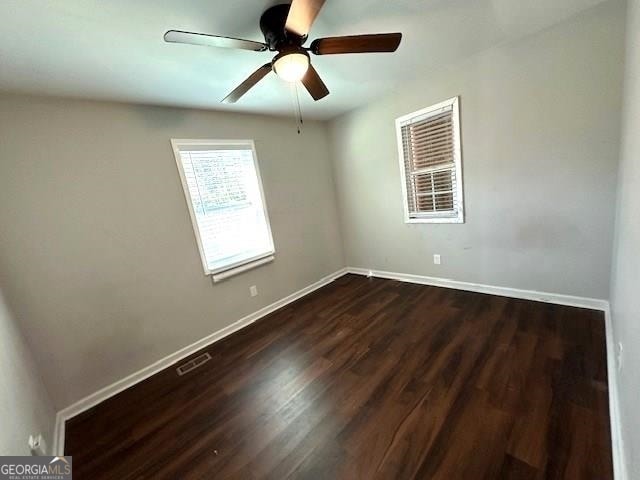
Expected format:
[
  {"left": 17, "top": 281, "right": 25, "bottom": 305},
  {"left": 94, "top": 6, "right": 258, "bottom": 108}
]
[
  {"left": 273, "top": 51, "right": 309, "bottom": 82},
  {"left": 166, "top": 0, "right": 402, "bottom": 103}
]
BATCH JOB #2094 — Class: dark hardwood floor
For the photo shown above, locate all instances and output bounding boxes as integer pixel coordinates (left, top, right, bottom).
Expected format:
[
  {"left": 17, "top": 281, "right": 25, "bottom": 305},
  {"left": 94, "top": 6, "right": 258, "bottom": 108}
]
[{"left": 65, "top": 274, "right": 612, "bottom": 479}]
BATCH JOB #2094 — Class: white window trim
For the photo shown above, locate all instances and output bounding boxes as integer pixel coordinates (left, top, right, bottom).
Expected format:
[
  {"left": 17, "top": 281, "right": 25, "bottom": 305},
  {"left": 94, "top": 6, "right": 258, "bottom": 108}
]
[
  {"left": 395, "top": 96, "right": 465, "bottom": 224},
  {"left": 170, "top": 139, "right": 275, "bottom": 280}
]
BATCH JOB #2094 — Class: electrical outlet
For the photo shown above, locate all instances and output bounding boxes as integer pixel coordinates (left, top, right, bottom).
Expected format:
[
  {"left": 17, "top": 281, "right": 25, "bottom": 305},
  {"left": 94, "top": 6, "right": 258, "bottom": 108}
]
[
  {"left": 249, "top": 285, "right": 258, "bottom": 297},
  {"left": 28, "top": 434, "right": 46, "bottom": 456},
  {"left": 617, "top": 342, "right": 624, "bottom": 372},
  {"left": 433, "top": 254, "right": 441, "bottom": 265}
]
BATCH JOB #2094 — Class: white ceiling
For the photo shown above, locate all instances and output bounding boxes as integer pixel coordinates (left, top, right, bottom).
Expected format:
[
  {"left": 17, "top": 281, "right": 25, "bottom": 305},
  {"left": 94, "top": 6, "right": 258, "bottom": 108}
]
[{"left": 0, "top": 0, "right": 609, "bottom": 120}]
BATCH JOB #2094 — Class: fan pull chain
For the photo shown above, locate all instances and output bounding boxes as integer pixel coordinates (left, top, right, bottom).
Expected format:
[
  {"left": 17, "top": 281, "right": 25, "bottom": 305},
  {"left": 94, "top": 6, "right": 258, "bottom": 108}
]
[
  {"left": 289, "top": 82, "right": 304, "bottom": 134},
  {"left": 295, "top": 82, "right": 304, "bottom": 134}
]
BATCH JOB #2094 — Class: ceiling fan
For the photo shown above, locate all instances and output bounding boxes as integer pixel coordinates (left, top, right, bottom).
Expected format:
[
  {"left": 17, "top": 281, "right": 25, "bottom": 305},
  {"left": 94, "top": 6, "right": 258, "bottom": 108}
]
[{"left": 164, "top": 0, "right": 402, "bottom": 103}]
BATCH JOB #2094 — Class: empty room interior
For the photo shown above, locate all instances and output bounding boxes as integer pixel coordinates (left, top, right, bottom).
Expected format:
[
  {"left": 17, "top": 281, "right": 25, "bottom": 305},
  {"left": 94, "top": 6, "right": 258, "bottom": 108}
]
[{"left": 1, "top": 0, "right": 640, "bottom": 478}]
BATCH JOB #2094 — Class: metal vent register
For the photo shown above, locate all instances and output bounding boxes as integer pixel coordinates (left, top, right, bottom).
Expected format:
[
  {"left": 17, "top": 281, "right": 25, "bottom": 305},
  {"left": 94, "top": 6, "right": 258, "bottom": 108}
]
[{"left": 176, "top": 353, "right": 212, "bottom": 376}]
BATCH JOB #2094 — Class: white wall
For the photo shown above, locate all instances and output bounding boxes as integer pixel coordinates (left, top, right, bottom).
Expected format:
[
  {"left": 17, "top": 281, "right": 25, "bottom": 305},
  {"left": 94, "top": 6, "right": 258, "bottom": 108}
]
[
  {"left": 610, "top": 0, "right": 640, "bottom": 476},
  {"left": 0, "top": 95, "right": 344, "bottom": 408},
  {"left": 0, "top": 286, "right": 54, "bottom": 455},
  {"left": 329, "top": 0, "right": 625, "bottom": 299}
]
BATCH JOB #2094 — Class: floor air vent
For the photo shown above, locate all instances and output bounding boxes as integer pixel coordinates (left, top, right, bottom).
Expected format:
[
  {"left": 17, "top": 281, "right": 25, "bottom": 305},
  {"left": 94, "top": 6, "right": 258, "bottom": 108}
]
[{"left": 176, "top": 352, "right": 212, "bottom": 376}]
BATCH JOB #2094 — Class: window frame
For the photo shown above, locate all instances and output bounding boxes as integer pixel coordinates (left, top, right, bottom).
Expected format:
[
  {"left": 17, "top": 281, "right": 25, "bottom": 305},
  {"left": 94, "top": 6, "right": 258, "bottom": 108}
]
[
  {"left": 171, "top": 139, "right": 275, "bottom": 280},
  {"left": 395, "top": 96, "right": 465, "bottom": 224}
]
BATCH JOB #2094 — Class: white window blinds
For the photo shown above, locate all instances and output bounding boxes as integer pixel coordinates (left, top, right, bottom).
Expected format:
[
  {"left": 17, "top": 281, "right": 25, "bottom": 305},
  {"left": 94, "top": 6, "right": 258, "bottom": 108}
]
[
  {"left": 396, "top": 97, "right": 464, "bottom": 223},
  {"left": 172, "top": 140, "right": 275, "bottom": 279}
]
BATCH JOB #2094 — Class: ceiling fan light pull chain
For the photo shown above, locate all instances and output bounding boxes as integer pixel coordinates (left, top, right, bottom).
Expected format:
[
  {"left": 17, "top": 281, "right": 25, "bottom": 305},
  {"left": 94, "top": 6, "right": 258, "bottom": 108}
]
[
  {"left": 289, "top": 82, "right": 303, "bottom": 134},
  {"left": 295, "top": 82, "right": 304, "bottom": 134}
]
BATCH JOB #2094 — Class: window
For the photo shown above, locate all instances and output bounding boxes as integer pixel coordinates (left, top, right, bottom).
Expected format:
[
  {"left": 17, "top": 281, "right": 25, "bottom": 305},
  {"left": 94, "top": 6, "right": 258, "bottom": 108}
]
[
  {"left": 396, "top": 97, "right": 464, "bottom": 223},
  {"left": 171, "top": 139, "right": 275, "bottom": 281}
]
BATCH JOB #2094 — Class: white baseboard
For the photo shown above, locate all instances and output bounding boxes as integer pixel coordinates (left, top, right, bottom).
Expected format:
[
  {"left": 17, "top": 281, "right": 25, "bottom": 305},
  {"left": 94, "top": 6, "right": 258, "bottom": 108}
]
[
  {"left": 348, "top": 266, "right": 625, "bottom": 478},
  {"left": 52, "top": 267, "right": 349, "bottom": 455},
  {"left": 347, "top": 267, "right": 609, "bottom": 311},
  {"left": 53, "top": 265, "right": 624, "bottom": 479},
  {"left": 605, "top": 306, "right": 627, "bottom": 480}
]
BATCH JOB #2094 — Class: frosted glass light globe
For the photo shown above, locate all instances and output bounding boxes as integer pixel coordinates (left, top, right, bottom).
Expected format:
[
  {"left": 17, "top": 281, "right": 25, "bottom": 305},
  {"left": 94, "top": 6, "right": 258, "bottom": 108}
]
[{"left": 274, "top": 53, "right": 309, "bottom": 82}]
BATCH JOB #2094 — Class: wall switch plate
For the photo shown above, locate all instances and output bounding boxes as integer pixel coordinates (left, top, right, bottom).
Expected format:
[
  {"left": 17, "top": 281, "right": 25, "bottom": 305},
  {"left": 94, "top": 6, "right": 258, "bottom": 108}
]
[
  {"left": 433, "top": 254, "right": 441, "bottom": 265},
  {"left": 249, "top": 285, "right": 258, "bottom": 297}
]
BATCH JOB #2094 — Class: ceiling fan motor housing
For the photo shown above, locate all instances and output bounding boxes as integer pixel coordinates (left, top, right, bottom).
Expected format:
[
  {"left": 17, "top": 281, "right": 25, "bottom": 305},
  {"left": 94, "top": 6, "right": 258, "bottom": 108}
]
[{"left": 260, "top": 3, "right": 306, "bottom": 50}]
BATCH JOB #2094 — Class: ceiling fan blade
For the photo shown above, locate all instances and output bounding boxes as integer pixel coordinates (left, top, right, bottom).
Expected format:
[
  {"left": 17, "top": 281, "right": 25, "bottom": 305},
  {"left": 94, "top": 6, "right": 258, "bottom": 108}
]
[
  {"left": 164, "top": 30, "right": 267, "bottom": 52},
  {"left": 311, "top": 33, "right": 402, "bottom": 55},
  {"left": 285, "top": 0, "right": 326, "bottom": 37},
  {"left": 301, "top": 64, "right": 329, "bottom": 101},
  {"left": 221, "top": 64, "right": 272, "bottom": 103}
]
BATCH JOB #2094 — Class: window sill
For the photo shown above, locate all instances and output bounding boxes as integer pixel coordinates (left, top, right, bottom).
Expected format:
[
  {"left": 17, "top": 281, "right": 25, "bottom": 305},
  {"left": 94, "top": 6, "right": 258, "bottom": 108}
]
[
  {"left": 211, "top": 255, "right": 274, "bottom": 283},
  {"left": 405, "top": 216, "right": 464, "bottom": 224}
]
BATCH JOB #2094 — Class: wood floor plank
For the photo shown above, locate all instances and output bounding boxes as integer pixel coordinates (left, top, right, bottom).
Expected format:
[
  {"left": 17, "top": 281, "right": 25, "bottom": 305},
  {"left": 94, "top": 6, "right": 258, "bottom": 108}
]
[{"left": 64, "top": 274, "right": 613, "bottom": 479}]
